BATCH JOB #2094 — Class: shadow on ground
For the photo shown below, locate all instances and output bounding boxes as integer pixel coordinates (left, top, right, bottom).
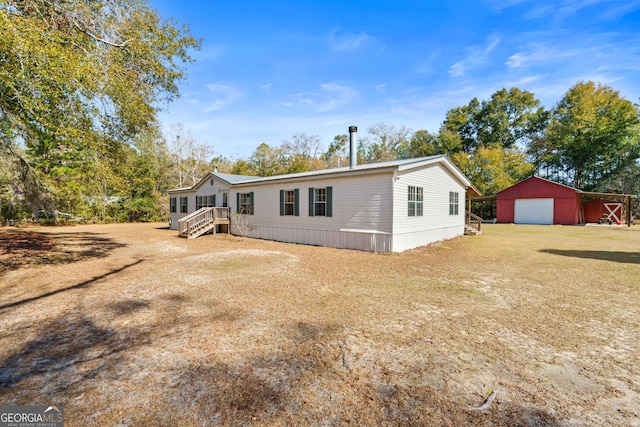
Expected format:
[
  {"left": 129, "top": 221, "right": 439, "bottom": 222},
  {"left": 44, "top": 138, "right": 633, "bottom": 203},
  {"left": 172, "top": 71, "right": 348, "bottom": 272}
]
[
  {"left": 0, "top": 314, "right": 133, "bottom": 391},
  {"left": 0, "top": 260, "right": 144, "bottom": 311},
  {"left": 0, "top": 288, "right": 563, "bottom": 426},
  {"left": 540, "top": 249, "right": 640, "bottom": 264},
  {"left": 144, "top": 322, "right": 563, "bottom": 426},
  {"left": 0, "top": 230, "right": 127, "bottom": 274},
  {"left": 0, "top": 293, "right": 190, "bottom": 398}
]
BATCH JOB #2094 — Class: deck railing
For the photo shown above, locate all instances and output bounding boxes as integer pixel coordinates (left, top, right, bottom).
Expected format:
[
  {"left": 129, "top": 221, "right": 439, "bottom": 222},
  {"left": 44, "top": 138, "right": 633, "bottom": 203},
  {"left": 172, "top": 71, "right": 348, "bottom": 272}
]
[
  {"left": 178, "top": 207, "right": 230, "bottom": 238},
  {"left": 465, "top": 210, "right": 482, "bottom": 234}
]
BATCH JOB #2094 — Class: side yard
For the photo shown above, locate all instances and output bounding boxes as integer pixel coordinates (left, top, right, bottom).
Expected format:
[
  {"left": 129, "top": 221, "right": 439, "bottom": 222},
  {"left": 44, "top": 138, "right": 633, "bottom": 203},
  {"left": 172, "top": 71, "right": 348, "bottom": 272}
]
[{"left": 0, "top": 223, "right": 639, "bottom": 426}]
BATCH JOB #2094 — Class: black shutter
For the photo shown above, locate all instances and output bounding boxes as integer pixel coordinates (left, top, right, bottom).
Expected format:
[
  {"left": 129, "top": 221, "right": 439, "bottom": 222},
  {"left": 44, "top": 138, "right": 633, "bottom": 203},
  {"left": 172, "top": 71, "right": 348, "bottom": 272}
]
[
  {"left": 308, "top": 187, "right": 315, "bottom": 216},
  {"left": 236, "top": 193, "right": 240, "bottom": 213},
  {"left": 249, "top": 192, "right": 254, "bottom": 215},
  {"left": 326, "top": 186, "right": 333, "bottom": 217},
  {"left": 279, "top": 190, "right": 284, "bottom": 216},
  {"left": 294, "top": 189, "right": 299, "bottom": 216}
]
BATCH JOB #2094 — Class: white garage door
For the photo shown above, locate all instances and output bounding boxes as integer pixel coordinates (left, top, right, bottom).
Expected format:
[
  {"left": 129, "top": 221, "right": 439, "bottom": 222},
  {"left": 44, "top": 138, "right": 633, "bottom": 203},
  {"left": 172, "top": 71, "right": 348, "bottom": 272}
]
[{"left": 514, "top": 198, "right": 554, "bottom": 224}]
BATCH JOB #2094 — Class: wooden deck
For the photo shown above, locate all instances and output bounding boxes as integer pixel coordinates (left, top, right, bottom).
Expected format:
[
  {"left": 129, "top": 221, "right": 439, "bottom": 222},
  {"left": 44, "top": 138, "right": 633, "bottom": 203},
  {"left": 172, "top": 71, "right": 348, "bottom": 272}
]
[{"left": 178, "top": 207, "right": 230, "bottom": 239}]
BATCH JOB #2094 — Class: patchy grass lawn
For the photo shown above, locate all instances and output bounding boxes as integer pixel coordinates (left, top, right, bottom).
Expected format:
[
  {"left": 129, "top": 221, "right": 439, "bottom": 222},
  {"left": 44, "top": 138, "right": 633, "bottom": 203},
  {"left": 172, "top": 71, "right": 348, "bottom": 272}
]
[{"left": 0, "top": 223, "right": 639, "bottom": 426}]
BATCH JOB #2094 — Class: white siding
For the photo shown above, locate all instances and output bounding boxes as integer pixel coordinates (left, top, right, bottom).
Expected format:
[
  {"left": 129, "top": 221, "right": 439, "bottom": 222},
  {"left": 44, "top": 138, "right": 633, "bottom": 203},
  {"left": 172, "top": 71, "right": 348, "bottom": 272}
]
[
  {"left": 168, "top": 195, "right": 189, "bottom": 230},
  {"left": 169, "top": 158, "right": 471, "bottom": 252},
  {"left": 169, "top": 177, "right": 231, "bottom": 230},
  {"left": 194, "top": 178, "right": 231, "bottom": 211},
  {"left": 229, "top": 173, "right": 394, "bottom": 251},
  {"left": 391, "top": 164, "right": 466, "bottom": 251}
]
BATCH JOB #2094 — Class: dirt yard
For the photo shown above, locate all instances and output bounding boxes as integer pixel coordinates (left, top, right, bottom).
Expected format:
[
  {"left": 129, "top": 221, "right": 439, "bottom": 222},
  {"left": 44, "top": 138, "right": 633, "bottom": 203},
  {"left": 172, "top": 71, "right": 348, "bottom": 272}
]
[{"left": 1, "top": 223, "right": 639, "bottom": 426}]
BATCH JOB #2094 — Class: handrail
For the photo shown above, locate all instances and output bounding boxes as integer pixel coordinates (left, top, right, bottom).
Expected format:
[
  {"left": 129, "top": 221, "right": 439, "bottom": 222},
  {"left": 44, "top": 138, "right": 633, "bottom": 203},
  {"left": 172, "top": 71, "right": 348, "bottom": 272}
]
[
  {"left": 178, "top": 207, "right": 212, "bottom": 236},
  {"left": 178, "top": 207, "right": 230, "bottom": 237},
  {"left": 212, "top": 207, "right": 229, "bottom": 222},
  {"left": 179, "top": 207, "right": 211, "bottom": 223},
  {"left": 465, "top": 210, "right": 482, "bottom": 233}
]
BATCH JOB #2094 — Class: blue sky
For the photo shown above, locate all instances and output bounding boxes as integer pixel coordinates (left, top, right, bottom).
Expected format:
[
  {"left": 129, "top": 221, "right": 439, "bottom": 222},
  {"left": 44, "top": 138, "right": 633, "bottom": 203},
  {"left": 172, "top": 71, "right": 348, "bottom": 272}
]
[{"left": 151, "top": 0, "right": 640, "bottom": 159}]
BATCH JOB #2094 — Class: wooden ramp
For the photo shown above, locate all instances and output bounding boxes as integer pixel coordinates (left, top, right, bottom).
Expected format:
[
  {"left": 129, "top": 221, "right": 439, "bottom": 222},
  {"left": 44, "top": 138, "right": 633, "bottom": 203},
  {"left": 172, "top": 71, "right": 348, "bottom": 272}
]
[{"left": 178, "top": 207, "right": 230, "bottom": 239}]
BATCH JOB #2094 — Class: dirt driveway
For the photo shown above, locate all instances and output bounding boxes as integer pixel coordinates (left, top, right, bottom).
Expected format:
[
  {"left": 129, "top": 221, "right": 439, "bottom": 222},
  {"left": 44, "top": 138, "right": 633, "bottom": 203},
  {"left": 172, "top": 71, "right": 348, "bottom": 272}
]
[{"left": 1, "top": 223, "right": 639, "bottom": 426}]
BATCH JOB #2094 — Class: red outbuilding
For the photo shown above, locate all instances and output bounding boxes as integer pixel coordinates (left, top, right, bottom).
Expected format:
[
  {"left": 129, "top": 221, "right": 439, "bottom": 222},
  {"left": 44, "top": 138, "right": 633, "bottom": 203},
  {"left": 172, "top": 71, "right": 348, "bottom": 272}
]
[
  {"left": 471, "top": 176, "right": 635, "bottom": 226},
  {"left": 497, "top": 176, "right": 581, "bottom": 225}
]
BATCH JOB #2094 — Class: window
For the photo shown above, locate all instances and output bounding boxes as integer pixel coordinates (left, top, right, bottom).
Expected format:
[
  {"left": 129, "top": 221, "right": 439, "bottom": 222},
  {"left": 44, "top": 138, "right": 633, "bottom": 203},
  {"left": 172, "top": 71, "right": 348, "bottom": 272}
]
[
  {"left": 408, "top": 186, "right": 423, "bottom": 217},
  {"left": 449, "top": 191, "right": 459, "bottom": 215},
  {"left": 237, "top": 192, "right": 253, "bottom": 215},
  {"left": 169, "top": 197, "right": 177, "bottom": 213},
  {"left": 180, "top": 196, "right": 188, "bottom": 213},
  {"left": 196, "top": 195, "right": 215, "bottom": 210},
  {"left": 308, "top": 187, "right": 333, "bottom": 217},
  {"left": 284, "top": 190, "right": 295, "bottom": 215},
  {"left": 314, "top": 188, "right": 326, "bottom": 216},
  {"left": 279, "top": 189, "right": 299, "bottom": 216}
]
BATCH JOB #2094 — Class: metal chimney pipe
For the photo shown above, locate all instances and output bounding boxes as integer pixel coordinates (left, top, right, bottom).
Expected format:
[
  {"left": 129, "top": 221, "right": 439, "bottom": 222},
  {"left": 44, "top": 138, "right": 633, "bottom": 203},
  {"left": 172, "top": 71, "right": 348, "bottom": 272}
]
[{"left": 349, "top": 126, "right": 357, "bottom": 169}]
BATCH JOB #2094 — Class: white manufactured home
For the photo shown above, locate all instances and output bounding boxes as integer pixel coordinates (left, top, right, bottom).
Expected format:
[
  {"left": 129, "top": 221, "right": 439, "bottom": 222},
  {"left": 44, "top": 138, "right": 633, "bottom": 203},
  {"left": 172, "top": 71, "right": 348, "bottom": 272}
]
[{"left": 168, "top": 154, "right": 480, "bottom": 253}]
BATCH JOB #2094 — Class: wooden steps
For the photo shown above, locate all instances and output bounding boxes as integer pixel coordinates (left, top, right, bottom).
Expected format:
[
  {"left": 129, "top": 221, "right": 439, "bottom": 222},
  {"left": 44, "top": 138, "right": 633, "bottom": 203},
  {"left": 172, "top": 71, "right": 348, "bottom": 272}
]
[
  {"left": 464, "top": 226, "right": 481, "bottom": 236},
  {"left": 464, "top": 211, "right": 482, "bottom": 236},
  {"left": 178, "top": 207, "right": 230, "bottom": 239}
]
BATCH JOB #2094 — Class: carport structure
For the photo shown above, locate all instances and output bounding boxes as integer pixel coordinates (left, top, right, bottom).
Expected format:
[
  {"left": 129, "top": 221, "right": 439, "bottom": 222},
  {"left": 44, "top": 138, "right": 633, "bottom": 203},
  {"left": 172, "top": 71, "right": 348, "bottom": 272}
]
[{"left": 470, "top": 176, "right": 635, "bottom": 226}]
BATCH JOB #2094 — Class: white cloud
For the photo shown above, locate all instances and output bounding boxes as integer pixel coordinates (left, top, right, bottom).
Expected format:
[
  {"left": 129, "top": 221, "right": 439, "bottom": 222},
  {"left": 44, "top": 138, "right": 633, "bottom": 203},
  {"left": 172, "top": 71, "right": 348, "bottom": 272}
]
[
  {"left": 505, "top": 75, "right": 545, "bottom": 86},
  {"left": 506, "top": 52, "right": 525, "bottom": 68},
  {"left": 195, "top": 44, "right": 226, "bottom": 61},
  {"left": 600, "top": 0, "right": 640, "bottom": 19},
  {"left": 329, "top": 30, "right": 374, "bottom": 52},
  {"left": 554, "top": 0, "right": 639, "bottom": 20},
  {"left": 485, "top": 0, "right": 530, "bottom": 12},
  {"left": 486, "top": 37, "right": 501, "bottom": 53},
  {"left": 506, "top": 43, "right": 580, "bottom": 69},
  {"left": 202, "top": 82, "right": 244, "bottom": 112},
  {"left": 294, "top": 82, "right": 358, "bottom": 112},
  {"left": 490, "top": 0, "right": 640, "bottom": 21},
  {"left": 448, "top": 62, "right": 466, "bottom": 77},
  {"left": 413, "top": 50, "right": 441, "bottom": 75},
  {"left": 448, "top": 36, "right": 501, "bottom": 77},
  {"left": 316, "top": 82, "right": 358, "bottom": 112}
]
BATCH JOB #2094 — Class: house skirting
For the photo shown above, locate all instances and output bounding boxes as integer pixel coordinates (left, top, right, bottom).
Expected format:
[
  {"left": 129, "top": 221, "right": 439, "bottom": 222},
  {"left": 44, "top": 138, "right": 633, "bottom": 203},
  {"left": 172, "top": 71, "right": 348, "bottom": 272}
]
[
  {"left": 237, "top": 224, "right": 392, "bottom": 252},
  {"left": 232, "top": 224, "right": 463, "bottom": 253},
  {"left": 391, "top": 225, "right": 463, "bottom": 252}
]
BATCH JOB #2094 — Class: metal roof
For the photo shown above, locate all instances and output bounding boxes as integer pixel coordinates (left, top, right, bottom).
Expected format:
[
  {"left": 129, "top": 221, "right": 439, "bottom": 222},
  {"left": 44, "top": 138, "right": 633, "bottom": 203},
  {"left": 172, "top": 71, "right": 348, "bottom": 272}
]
[
  {"left": 219, "top": 155, "right": 466, "bottom": 185},
  {"left": 213, "top": 172, "right": 258, "bottom": 184},
  {"left": 169, "top": 155, "right": 473, "bottom": 191},
  {"left": 470, "top": 176, "right": 636, "bottom": 201}
]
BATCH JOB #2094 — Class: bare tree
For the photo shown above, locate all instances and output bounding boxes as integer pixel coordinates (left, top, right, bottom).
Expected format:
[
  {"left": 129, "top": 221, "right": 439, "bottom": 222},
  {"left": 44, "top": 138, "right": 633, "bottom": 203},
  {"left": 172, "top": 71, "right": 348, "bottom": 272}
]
[
  {"left": 362, "top": 122, "right": 412, "bottom": 162},
  {"left": 167, "top": 124, "right": 212, "bottom": 188},
  {"left": 230, "top": 212, "right": 256, "bottom": 240},
  {"left": 282, "top": 133, "right": 323, "bottom": 159}
]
